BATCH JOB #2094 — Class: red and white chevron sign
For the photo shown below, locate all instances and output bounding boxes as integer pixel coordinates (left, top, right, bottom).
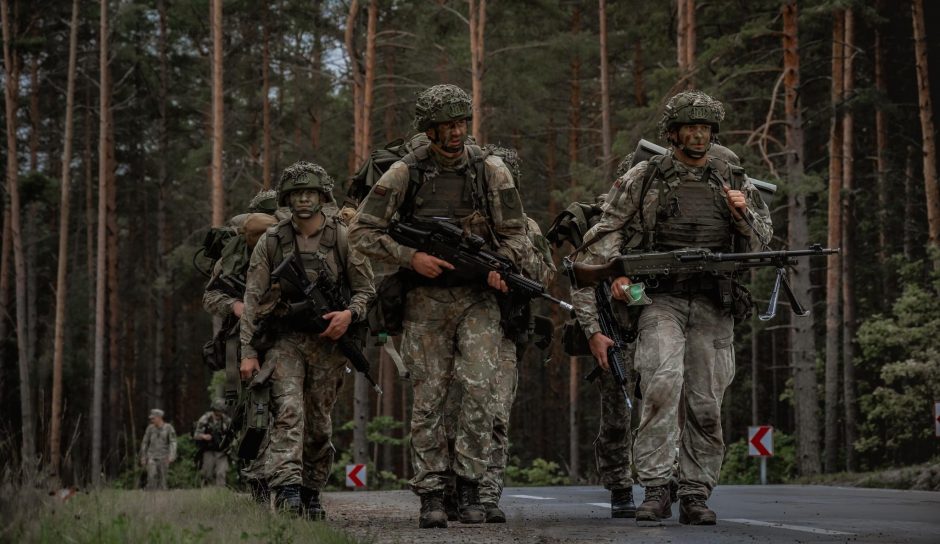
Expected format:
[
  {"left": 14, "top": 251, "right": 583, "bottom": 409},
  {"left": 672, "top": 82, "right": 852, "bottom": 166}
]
[
  {"left": 748, "top": 426, "right": 774, "bottom": 457},
  {"left": 346, "top": 464, "right": 366, "bottom": 488}
]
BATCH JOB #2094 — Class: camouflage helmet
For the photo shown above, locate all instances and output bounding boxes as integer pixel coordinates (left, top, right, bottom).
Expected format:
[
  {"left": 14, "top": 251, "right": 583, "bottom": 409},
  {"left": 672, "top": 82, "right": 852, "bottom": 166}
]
[
  {"left": 276, "top": 161, "right": 335, "bottom": 206},
  {"left": 413, "top": 84, "right": 473, "bottom": 131},
  {"left": 211, "top": 399, "right": 226, "bottom": 412},
  {"left": 658, "top": 90, "right": 725, "bottom": 140},
  {"left": 484, "top": 144, "right": 522, "bottom": 187},
  {"left": 248, "top": 189, "right": 278, "bottom": 214}
]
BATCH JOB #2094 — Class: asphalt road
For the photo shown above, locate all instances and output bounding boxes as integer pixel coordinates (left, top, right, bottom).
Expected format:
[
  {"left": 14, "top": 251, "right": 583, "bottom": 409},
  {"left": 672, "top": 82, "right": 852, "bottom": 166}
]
[{"left": 324, "top": 484, "right": 940, "bottom": 543}]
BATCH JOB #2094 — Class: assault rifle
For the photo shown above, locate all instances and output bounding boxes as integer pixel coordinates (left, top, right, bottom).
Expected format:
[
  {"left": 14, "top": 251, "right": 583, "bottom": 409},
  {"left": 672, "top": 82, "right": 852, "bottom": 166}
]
[
  {"left": 271, "top": 252, "right": 383, "bottom": 394},
  {"left": 389, "top": 218, "right": 574, "bottom": 313},
  {"left": 566, "top": 244, "right": 839, "bottom": 321},
  {"left": 208, "top": 273, "right": 247, "bottom": 300},
  {"left": 584, "top": 281, "right": 634, "bottom": 410}
]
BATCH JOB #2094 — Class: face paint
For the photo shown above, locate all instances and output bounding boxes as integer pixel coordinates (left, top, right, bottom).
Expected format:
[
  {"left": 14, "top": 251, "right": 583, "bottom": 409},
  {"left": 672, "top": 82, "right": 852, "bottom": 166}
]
[
  {"left": 672, "top": 124, "right": 712, "bottom": 160},
  {"left": 289, "top": 189, "right": 323, "bottom": 219},
  {"left": 429, "top": 119, "right": 468, "bottom": 153}
]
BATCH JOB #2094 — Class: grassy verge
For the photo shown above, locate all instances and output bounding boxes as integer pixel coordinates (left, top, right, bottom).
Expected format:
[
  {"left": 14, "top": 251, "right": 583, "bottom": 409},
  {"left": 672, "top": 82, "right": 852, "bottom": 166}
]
[
  {"left": 789, "top": 458, "right": 940, "bottom": 491},
  {"left": 3, "top": 487, "right": 362, "bottom": 544}
]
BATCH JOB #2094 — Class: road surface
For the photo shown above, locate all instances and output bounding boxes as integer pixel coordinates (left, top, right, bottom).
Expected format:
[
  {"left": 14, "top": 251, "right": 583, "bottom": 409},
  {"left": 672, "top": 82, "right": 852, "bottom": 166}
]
[{"left": 325, "top": 484, "right": 940, "bottom": 543}]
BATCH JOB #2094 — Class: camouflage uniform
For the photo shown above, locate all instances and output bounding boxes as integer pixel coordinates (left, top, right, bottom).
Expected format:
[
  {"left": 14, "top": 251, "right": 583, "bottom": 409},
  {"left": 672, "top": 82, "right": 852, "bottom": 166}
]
[
  {"left": 139, "top": 419, "right": 177, "bottom": 490},
  {"left": 194, "top": 408, "right": 232, "bottom": 486},
  {"left": 572, "top": 92, "right": 772, "bottom": 518},
  {"left": 241, "top": 164, "right": 375, "bottom": 512},
  {"left": 349, "top": 111, "right": 528, "bottom": 502}
]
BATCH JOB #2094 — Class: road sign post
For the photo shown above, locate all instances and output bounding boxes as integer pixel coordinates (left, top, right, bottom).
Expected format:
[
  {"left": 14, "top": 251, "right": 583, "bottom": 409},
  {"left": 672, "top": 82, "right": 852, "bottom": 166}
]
[
  {"left": 346, "top": 464, "right": 367, "bottom": 488},
  {"left": 748, "top": 425, "right": 774, "bottom": 485}
]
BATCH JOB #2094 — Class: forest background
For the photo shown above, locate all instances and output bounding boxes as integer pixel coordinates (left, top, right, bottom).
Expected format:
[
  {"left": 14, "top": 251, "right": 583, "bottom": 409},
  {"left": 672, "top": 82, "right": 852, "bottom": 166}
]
[{"left": 1, "top": 0, "right": 939, "bottom": 489}]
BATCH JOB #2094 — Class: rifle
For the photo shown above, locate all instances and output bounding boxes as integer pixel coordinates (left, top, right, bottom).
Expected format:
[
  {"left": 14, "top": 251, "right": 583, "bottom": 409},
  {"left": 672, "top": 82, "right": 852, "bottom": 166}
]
[
  {"left": 208, "top": 273, "right": 247, "bottom": 300},
  {"left": 565, "top": 244, "right": 839, "bottom": 321},
  {"left": 271, "top": 251, "right": 383, "bottom": 394},
  {"left": 388, "top": 218, "right": 574, "bottom": 313},
  {"left": 583, "top": 281, "right": 634, "bottom": 410}
]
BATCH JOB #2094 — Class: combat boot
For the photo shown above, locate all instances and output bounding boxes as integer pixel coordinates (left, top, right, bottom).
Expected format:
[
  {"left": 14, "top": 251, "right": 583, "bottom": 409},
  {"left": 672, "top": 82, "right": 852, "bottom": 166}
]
[
  {"left": 456, "top": 477, "right": 485, "bottom": 524},
  {"left": 301, "top": 487, "right": 327, "bottom": 521},
  {"left": 635, "top": 485, "right": 673, "bottom": 525},
  {"left": 443, "top": 490, "right": 459, "bottom": 521},
  {"left": 273, "top": 484, "right": 302, "bottom": 516},
  {"left": 483, "top": 502, "right": 506, "bottom": 523},
  {"left": 610, "top": 487, "right": 636, "bottom": 518},
  {"left": 679, "top": 495, "right": 717, "bottom": 525},
  {"left": 418, "top": 492, "right": 448, "bottom": 528}
]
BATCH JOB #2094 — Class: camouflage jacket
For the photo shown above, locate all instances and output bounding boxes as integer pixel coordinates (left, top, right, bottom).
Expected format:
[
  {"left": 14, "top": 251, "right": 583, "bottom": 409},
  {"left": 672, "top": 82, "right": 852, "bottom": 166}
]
[
  {"left": 140, "top": 423, "right": 177, "bottom": 461},
  {"left": 348, "top": 148, "right": 530, "bottom": 269},
  {"left": 572, "top": 156, "right": 773, "bottom": 338},
  {"left": 240, "top": 211, "right": 376, "bottom": 360},
  {"left": 202, "top": 260, "right": 240, "bottom": 319},
  {"left": 193, "top": 411, "right": 232, "bottom": 447}
]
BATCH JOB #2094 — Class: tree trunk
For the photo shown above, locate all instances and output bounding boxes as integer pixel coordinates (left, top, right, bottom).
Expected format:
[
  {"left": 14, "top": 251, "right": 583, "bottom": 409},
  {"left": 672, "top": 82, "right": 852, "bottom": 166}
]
[
  {"left": 568, "top": 6, "right": 581, "bottom": 178},
  {"left": 310, "top": 0, "right": 323, "bottom": 152},
  {"left": 783, "top": 0, "right": 821, "bottom": 476},
  {"left": 380, "top": 347, "right": 395, "bottom": 471},
  {"left": 874, "top": 2, "right": 890, "bottom": 305},
  {"left": 912, "top": 0, "right": 940, "bottom": 265},
  {"left": 362, "top": 0, "right": 377, "bottom": 157},
  {"left": 261, "top": 2, "right": 271, "bottom": 189},
  {"left": 633, "top": 39, "right": 646, "bottom": 107},
  {"left": 841, "top": 8, "right": 858, "bottom": 473},
  {"left": 106, "top": 94, "right": 120, "bottom": 472},
  {"left": 84, "top": 92, "right": 95, "bottom": 375},
  {"left": 598, "top": 0, "right": 611, "bottom": 181},
  {"left": 904, "top": 145, "right": 917, "bottom": 260},
  {"left": 210, "top": 0, "right": 224, "bottom": 227},
  {"left": 154, "top": 0, "right": 169, "bottom": 409},
  {"left": 353, "top": 361, "right": 371, "bottom": 465},
  {"left": 2, "top": 0, "right": 35, "bottom": 467},
  {"left": 823, "top": 8, "right": 844, "bottom": 474},
  {"left": 92, "top": 0, "right": 112, "bottom": 484},
  {"left": 344, "top": 0, "right": 363, "bottom": 169},
  {"left": 28, "top": 53, "right": 38, "bottom": 171},
  {"left": 0, "top": 211, "right": 9, "bottom": 406},
  {"left": 50, "top": 0, "right": 80, "bottom": 479},
  {"left": 569, "top": 358, "right": 580, "bottom": 482},
  {"left": 469, "top": 0, "right": 485, "bottom": 142},
  {"left": 677, "top": 0, "right": 686, "bottom": 74}
]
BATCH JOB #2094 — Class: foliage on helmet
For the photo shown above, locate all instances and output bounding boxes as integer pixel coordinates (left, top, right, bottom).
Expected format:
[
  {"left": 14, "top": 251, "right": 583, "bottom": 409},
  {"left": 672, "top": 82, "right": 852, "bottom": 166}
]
[
  {"left": 248, "top": 189, "right": 278, "bottom": 214},
  {"left": 615, "top": 152, "right": 635, "bottom": 178},
  {"left": 658, "top": 90, "right": 725, "bottom": 140},
  {"left": 211, "top": 399, "right": 226, "bottom": 412},
  {"left": 276, "top": 161, "right": 335, "bottom": 206},
  {"left": 484, "top": 144, "right": 522, "bottom": 186},
  {"left": 412, "top": 84, "right": 473, "bottom": 131}
]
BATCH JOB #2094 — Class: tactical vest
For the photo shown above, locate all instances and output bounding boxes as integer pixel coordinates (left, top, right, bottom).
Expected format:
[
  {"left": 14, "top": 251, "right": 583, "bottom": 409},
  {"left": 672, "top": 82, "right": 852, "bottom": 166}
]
[
  {"left": 265, "top": 215, "right": 350, "bottom": 307},
  {"left": 634, "top": 154, "right": 745, "bottom": 253},
  {"left": 400, "top": 143, "right": 489, "bottom": 225}
]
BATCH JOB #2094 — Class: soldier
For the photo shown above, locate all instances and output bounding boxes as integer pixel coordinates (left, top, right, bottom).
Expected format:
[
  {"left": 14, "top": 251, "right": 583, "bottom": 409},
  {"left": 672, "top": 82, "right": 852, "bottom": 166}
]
[
  {"left": 239, "top": 161, "right": 375, "bottom": 519},
  {"left": 193, "top": 399, "right": 232, "bottom": 487},
  {"left": 572, "top": 91, "right": 772, "bottom": 526},
  {"left": 349, "top": 84, "right": 529, "bottom": 528},
  {"left": 139, "top": 408, "right": 177, "bottom": 490}
]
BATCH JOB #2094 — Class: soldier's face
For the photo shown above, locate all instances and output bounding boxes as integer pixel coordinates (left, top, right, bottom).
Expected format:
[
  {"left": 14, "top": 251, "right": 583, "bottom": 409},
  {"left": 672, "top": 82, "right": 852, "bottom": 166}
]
[
  {"left": 428, "top": 119, "right": 468, "bottom": 152},
  {"left": 289, "top": 189, "right": 322, "bottom": 219},
  {"left": 675, "top": 124, "right": 712, "bottom": 153}
]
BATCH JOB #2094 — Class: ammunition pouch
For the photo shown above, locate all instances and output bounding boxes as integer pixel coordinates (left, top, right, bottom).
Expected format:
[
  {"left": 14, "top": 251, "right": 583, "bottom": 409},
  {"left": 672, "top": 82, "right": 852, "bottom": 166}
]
[
  {"left": 727, "top": 279, "right": 754, "bottom": 323},
  {"left": 202, "top": 316, "right": 239, "bottom": 372},
  {"left": 562, "top": 319, "right": 591, "bottom": 357},
  {"left": 367, "top": 270, "right": 412, "bottom": 337},
  {"left": 235, "top": 382, "right": 272, "bottom": 461}
]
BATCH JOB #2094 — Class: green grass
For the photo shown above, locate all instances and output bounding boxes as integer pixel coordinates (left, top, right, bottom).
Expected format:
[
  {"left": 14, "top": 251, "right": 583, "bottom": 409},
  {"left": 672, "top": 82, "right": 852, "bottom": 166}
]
[{"left": 4, "top": 488, "right": 362, "bottom": 544}]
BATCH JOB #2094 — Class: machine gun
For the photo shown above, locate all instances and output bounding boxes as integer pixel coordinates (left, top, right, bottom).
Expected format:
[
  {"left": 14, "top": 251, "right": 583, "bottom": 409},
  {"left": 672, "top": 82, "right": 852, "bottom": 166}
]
[
  {"left": 271, "top": 252, "right": 383, "bottom": 394},
  {"left": 389, "top": 218, "right": 574, "bottom": 313},
  {"left": 566, "top": 244, "right": 839, "bottom": 321}
]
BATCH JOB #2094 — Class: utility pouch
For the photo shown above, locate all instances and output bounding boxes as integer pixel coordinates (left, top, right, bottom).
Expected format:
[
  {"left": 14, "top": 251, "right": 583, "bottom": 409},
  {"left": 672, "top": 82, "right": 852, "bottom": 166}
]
[
  {"left": 367, "top": 270, "right": 411, "bottom": 336},
  {"left": 562, "top": 319, "right": 591, "bottom": 357},
  {"left": 236, "top": 383, "right": 271, "bottom": 461}
]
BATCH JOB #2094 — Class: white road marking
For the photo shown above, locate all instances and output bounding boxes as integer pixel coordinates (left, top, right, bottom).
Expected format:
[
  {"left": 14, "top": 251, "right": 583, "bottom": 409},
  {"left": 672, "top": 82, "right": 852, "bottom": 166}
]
[
  {"left": 588, "top": 502, "right": 612, "bottom": 509},
  {"left": 507, "top": 494, "right": 556, "bottom": 500},
  {"left": 724, "top": 518, "right": 855, "bottom": 536}
]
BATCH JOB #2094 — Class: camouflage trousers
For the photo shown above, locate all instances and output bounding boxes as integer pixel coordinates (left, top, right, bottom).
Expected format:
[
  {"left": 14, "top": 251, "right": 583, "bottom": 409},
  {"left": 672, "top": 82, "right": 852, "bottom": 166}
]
[
  {"left": 633, "top": 293, "right": 735, "bottom": 499},
  {"left": 145, "top": 457, "right": 169, "bottom": 490},
  {"left": 444, "top": 336, "right": 517, "bottom": 504},
  {"left": 200, "top": 450, "right": 229, "bottom": 487},
  {"left": 255, "top": 332, "right": 346, "bottom": 490},
  {"left": 593, "top": 350, "right": 635, "bottom": 491},
  {"left": 402, "top": 285, "right": 502, "bottom": 495}
]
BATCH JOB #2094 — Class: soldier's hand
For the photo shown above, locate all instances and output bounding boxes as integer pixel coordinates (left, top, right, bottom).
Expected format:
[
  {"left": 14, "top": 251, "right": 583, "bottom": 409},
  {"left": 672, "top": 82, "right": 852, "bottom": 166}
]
[
  {"left": 487, "top": 271, "right": 509, "bottom": 293},
  {"left": 722, "top": 185, "right": 747, "bottom": 220},
  {"left": 411, "top": 251, "right": 455, "bottom": 279},
  {"left": 240, "top": 357, "right": 260, "bottom": 381},
  {"left": 589, "top": 332, "right": 614, "bottom": 371},
  {"left": 232, "top": 301, "right": 245, "bottom": 317},
  {"left": 610, "top": 276, "right": 633, "bottom": 302},
  {"left": 320, "top": 310, "right": 352, "bottom": 340}
]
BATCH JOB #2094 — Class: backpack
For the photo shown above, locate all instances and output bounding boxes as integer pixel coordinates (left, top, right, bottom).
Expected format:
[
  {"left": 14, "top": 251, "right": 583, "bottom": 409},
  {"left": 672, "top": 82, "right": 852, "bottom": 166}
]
[{"left": 344, "top": 138, "right": 413, "bottom": 208}]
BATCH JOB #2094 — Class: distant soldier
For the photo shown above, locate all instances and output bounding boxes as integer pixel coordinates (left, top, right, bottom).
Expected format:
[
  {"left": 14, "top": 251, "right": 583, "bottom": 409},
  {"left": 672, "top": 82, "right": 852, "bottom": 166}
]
[
  {"left": 193, "top": 399, "right": 232, "bottom": 487},
  {"left": 139, "top": 409, "right": 177, "bottom": 490}
]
